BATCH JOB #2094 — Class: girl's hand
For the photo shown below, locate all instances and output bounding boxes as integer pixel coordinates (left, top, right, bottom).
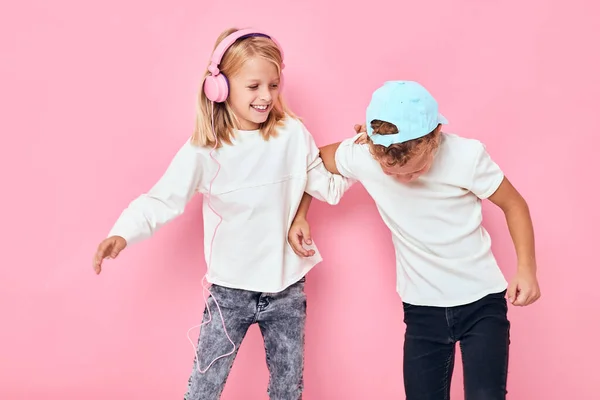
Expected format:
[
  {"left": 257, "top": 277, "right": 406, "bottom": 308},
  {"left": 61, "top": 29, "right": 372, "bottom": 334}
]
[
  {"left": 288, "top": 217, "right": 315, "bottom": 257},
  {"left": 354, "top": 123, "right": 366, "bottom": 133},
  {"left": 354, "top": 123, "right": 368, "bottom": 144},
  {"left": 93, "top": 236, "right": 127, "bottom": 274}
]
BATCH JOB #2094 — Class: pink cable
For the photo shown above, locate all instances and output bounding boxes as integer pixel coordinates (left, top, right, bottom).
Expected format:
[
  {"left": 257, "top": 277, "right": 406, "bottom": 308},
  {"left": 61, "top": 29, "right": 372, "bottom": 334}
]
[{"left": 186, "top": 101, "right": 236, "bottom": 374}]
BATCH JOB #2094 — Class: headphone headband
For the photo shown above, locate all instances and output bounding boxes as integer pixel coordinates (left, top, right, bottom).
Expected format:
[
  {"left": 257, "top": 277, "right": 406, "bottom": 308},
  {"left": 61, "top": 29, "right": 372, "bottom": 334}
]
[{"left": 208, "top": 28, "right": 285, "bottom": 75}]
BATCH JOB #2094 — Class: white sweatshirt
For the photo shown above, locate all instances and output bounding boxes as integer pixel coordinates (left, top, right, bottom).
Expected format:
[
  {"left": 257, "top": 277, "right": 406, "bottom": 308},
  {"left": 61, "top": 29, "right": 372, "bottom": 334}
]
[{"left": 108, "top": 116, "right": 354, "bottom": 292}]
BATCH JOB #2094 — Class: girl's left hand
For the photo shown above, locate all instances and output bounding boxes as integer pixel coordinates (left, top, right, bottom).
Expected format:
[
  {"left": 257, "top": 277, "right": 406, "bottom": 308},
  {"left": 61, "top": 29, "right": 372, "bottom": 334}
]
[
  {"left": 354, "top": 123, "right": 366, "bottom": 134},
  {"left": 288, "top": 217, "right": 315, "bottom": 257},
  {"left": 353, "top": 123, "right": 368, "bottom": 144}
]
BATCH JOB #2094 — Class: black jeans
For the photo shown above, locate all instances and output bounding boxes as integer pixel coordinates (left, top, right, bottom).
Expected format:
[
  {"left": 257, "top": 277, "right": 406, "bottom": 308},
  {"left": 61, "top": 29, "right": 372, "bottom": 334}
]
[{"left": 403, "top": 290, "right": 510, "bottom": 400}]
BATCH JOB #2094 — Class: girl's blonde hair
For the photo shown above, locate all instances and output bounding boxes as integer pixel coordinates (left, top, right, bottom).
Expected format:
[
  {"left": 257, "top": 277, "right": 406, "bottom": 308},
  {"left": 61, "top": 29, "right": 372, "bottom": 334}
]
[{"left": 192, "top": 27, "right": 296, "bottom": 147}]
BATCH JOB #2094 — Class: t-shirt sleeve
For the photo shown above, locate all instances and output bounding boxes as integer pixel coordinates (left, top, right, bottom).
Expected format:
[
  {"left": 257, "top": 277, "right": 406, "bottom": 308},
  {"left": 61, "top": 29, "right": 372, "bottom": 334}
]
[
  {"left": 334, "top": 133, "right": 366, "bottom": 180},
  {"left": 468, "top": 142, "right": 505, "bottom": 199}
]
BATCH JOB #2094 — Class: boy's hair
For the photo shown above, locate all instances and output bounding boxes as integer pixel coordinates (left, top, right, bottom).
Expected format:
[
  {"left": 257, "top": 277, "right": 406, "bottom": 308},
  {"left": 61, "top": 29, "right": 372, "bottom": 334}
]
[
  {"left": 192, "top": 27, "right": 296, "bottom": 147},
  {"left": 368, "top": 120, "right": 442, "bottom": 167}
]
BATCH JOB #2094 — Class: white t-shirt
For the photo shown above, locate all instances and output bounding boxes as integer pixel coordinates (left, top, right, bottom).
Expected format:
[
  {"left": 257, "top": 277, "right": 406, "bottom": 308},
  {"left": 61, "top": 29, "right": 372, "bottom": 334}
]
[
  {"left": 335, "top": 132, "right": 508, "bottom": 307},
  {"left": 108, "top": 116, "right": 354, "bottom": 293}
]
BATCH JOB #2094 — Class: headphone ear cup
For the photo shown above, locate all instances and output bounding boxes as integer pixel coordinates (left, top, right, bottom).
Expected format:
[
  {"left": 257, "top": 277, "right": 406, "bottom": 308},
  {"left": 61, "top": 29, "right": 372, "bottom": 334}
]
[{"left": 203, "top": 73, "right": 229, "bottom": 103}]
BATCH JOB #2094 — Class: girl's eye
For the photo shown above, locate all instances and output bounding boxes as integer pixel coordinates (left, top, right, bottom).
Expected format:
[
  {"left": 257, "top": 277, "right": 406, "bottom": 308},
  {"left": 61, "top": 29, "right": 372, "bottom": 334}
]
[
  {"left": 270, "top": 84, "right": 279, "bottom": 89},
  {"left": 248, "top": 85, "right": 258, "bottom": 90}
]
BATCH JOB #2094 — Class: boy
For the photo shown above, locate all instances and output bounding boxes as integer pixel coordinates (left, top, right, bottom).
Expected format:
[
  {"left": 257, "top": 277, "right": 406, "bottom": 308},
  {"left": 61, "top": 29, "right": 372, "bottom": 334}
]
[{"left": 289, "top": 81, "right": 540, "bottom": 399}]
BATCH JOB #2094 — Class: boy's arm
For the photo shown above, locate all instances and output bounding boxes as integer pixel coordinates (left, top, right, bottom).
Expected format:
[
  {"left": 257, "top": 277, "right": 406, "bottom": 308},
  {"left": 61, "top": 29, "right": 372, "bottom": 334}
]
[
  {"left": 319, "top": 124, "right": 366, "bottom": 176},
  {"left": 488, "top": 177, "right": 541, "bottom": 306},
  {"left": 319, "top": 142, "right": 342, "bottom": 175}
]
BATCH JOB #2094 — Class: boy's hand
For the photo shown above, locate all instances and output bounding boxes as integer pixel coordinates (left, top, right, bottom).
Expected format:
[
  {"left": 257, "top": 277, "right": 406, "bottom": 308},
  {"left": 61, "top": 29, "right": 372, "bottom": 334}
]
[
  {"left": 354, "top": 123, "right": 366, "bottom": 133},
  {"left": 507, "top": 269, "right": 541, "bottom": 306},
  {"left": 288, "top": 217, "right": 315, "bottom": 257},
  {"left": 93, "top": 236, "right": 127, "bottom": 275},
  {"left": 353, "top": 123, "right": 368, "bottom": 144}
]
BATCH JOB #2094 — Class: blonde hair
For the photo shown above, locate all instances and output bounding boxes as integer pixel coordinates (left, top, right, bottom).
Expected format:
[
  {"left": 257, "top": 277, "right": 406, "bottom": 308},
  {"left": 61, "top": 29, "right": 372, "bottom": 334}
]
[
  {"left": 192, "top": 27, "right": 296, "bottom": 147},
  {"left": 368, "top": 120, "right": 442, "bottom": 167}
]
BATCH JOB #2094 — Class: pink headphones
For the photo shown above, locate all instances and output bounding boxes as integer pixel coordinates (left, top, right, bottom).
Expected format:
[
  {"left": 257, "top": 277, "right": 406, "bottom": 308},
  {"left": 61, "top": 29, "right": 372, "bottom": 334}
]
[{"left": 203, "top": 28, "right": 285, "bottom": 103}]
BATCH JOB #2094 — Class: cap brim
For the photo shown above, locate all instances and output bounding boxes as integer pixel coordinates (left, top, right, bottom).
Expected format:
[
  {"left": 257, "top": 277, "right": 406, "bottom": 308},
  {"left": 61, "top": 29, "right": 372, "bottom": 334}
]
[{"left": 438, "top": 113, "right": 449, "bottom": 124}]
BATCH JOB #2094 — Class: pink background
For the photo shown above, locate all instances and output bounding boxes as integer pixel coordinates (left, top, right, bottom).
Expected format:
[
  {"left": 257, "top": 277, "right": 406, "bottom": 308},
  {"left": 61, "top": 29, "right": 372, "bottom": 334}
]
[{"left": 1, "top": 0, "right": 598, "bottom": 399}]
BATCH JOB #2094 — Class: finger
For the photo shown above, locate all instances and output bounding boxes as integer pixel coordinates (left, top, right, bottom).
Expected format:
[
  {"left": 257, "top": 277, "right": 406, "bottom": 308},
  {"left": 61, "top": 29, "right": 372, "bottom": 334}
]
[
  {"left": 295, "top": 245, "right": 309, "bottom": 257},
  {"left": 110, "top": 240, "right": 125, "bottom": 258},
  {"left": 299, "top": 226, "right": 315, "bottom": 256},
  {"left": 513, "top": 289, "right": 530, "bottom": 306},
  {"left": 94, "top": 240, "right": 116, "bottom": 273},
  {"left": 302, "top": 226, "right": 312, "bottom": 245},
  {"left": 506, "top": 282, "right": 518, "bottom": 304},
  {"left": 354, "top": 124, "right": 361, "bottom": 133},
  {"left": 290, "top": 233, "right": 309, "bottom": 257},
  {"left": 289, "top": 240, "right": 304, "bottom": 257},
  {"left": 291, "top": 248, "right": 305, "bottom": 257},
  {"left": 295, "top": 233, "right": 309, "bottom": 257},
  {"left": 98, "top": 240, "right": 112, "bottom": 256},
  {"left": 93, "top": 242, "right": 109, "bottom": 267},
  {"left": 93, "top": 253, "right": 103, "bottom": 274},
  {"left": 524, "top": 290, "right": 541, "bottom": 306}
]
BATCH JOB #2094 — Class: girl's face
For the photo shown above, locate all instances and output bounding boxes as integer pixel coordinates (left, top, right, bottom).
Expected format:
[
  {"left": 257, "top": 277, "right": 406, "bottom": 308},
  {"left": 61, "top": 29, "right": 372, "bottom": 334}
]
[{"left": 227, "top": 57, "right": 281, "bottom": 130}]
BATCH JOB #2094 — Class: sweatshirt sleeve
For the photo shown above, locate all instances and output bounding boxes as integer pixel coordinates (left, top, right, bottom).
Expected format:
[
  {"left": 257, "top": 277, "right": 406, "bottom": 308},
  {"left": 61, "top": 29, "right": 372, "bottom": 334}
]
[
  {"left": 107, "top": 140, "right": 204, "bottom": 245},
  {"left": 301, "top": 122, "right": 355, "bottom": 205}
]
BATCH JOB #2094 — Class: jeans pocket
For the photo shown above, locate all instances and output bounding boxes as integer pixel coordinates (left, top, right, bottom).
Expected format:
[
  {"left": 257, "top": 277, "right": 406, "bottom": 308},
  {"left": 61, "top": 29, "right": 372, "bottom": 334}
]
[{"left": 483, "top": 290, "right": 509, "bottom": 313}]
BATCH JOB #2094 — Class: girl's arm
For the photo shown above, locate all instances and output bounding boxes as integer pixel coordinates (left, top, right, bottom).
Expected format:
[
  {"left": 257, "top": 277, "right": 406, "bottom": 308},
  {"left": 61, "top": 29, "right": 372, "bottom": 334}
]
[
  {"left": 108, "top": 141, "right": 203, "bottom": 244},
  {"left": 301, "top": 121, "right": 355, "bottom": 206},
  {"left": 94, "top": 140, "right": 203, "bottom": 273},
  {"left": 305, "top": 158, "right": 353, "bottom": 205}
]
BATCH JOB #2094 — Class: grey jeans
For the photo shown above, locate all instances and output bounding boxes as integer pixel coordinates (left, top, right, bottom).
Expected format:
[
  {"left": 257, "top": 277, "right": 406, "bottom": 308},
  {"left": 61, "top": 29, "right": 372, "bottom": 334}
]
[{"left": 184, "top": 277, "right": 307, "bottom": 400}]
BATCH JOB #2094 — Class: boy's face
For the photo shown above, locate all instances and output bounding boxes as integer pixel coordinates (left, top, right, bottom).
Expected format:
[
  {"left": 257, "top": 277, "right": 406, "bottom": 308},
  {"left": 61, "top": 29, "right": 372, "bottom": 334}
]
[{"left": 378, "top": 146, "right": 436, "bottom": 183}]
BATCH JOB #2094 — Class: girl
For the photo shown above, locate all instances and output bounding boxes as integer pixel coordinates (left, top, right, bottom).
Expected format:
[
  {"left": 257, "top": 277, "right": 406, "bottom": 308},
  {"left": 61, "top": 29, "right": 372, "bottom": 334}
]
[{"left": 93, "top": 27, "right": 352, "bottom": 400}]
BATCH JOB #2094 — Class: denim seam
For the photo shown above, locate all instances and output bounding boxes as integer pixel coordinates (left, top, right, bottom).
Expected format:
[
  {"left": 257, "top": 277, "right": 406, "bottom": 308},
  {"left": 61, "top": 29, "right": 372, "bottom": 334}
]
[{"left": 442, "top": 349, "right": 453, "bottom": 400}]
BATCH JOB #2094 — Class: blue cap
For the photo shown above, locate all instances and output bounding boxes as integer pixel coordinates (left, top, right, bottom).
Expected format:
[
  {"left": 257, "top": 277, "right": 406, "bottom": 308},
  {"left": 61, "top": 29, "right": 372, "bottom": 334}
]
[{"left": 366, "top": 81, "right": 448, "bottom": 147}]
